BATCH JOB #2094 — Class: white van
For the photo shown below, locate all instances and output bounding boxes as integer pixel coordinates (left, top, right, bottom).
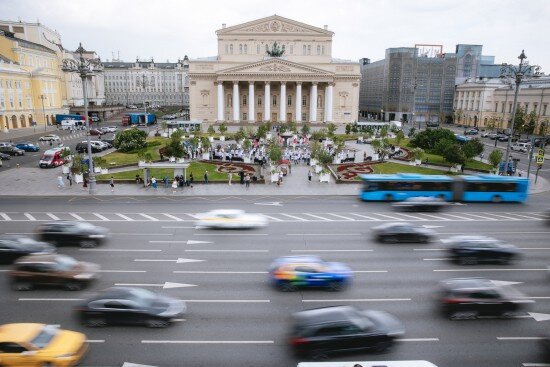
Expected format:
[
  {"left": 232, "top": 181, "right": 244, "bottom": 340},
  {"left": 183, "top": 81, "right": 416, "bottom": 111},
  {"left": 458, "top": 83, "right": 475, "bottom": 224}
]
[
  {"left": 511, "top": 142, "right": 531, "bottom": 153},
  {"left": 60, "top": 120, "right": 77, "bottom": 130}
]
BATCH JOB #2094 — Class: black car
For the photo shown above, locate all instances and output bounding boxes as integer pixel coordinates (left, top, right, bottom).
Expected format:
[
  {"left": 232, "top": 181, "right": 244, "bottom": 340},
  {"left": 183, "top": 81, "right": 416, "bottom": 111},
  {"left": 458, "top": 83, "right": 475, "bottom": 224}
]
[
  {"left": 446, "top": 236, "right": 521, "bottom": 265},
  {"left": 75, "top": 287, "right": 186, "bottom": 328},
  {"left": 0, "top": 145, "right": 24, "bottom": 156},
  {"left": 392, "top": 196, "right": 448, "bottom": 212},
  {"left": 289, "top": 306, "right": 404, "bottom": 358},
  {"left": 435, "top": 277, "right": 533, "bottom": 320},
  {"left": 0, "top": 152, "right": 10, "bottom": 160},
  {"left": 372, "top": 222, "right": 436, "bottom": 243},
  {"left": 0, "top": 235, "right": 55, "bottom": 264},
  {"left": 35, "top": 221, "right": 110, "bottom": 248},
  {"left": 75, "top": 143, "right": 101, "bottom": 154}
]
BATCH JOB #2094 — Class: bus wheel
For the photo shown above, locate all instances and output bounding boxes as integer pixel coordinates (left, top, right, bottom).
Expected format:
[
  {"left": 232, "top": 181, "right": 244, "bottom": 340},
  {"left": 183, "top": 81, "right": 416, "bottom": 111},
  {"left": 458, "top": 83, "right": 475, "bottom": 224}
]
[
  {"left": 492, "top": 195, "right": 502, "bottom": 203},
  {"left": 384, "top": 194, "right": 393, "bottom": 202}
]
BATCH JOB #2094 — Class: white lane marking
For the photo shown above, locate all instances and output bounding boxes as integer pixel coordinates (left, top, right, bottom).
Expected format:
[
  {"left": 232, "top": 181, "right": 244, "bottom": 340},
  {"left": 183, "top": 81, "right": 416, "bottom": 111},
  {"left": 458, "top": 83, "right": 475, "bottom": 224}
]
[
  {"left": 434, "top": 269, "right": 547, "bottom": 272},
  {"left": 291, "top": 249, "right": 373, "bottom": 252},
  {"left": 415, "top": 213, "right": 449, "bottom": 221},
  {"left": 522, "top": 364, "right": 550, "bottom": 367},
  {"left": 303, "top": 298, "right": 411, "bottom": 302},
  {"left": 327, "top": 213, "right": 356, "bottom": 221},
  {"left": 115, "top": 282, "right": 196, "bottom": 289},
  {"left": 287, "top": 233, "right": 362, "bottom": 236},
  {"left": 527, "top": 297, "right": 550, "bottom": 300},
  {"left": 505, "top": 213, "right": 543, "bottom": 220},
  {"left": 86, "top": 340, "right": 106, "bottom": 343},
  {"left": 262, "top": 215, "right": 283, "bottom": 222},
  {"left": 142, "top": 340, "right": 274, "bottom": 344},
  {"left": 423, "top": 258, "right": 451, "bottom": 261},
  {"left": 116, "top": 213, "right": 134, "bottom": 221},
  {"left": 184, "top": 213, "right": 202, "bottom": 219},
  {"left": 375, "top": 213, "right": 403, "bottom": 221},
  {"left": 162, "top": 226, "right": 196, "bottom": 229},
  {"left": 437, "top": 231, "right": 550, "bottom": 235},
  {"left": 194, "top": 233, "right": 268, "bottom": 236},
  {"left": 281, "top": 213, "right": 308, "bottom": 221},
  {"left": 111, "top": 233, "right": 172, "bottom": 236},
  {"left": 519, "top": 248, "right": 550, "bottom": 250},
  {"left": 98, "top": 270, "right": 147, "bottom": 273},
  {"left": 350, "top": 213, "right": 381, "bottom": 221},
  {"left": 414, "top": 248, "right": 445, "bottom": 251},
  {"left": 497, "top": 337, "right": 545, "bottom": 340},
  {"left": 483, "top": 212, "right": 521, "bottom": 221},
  {"left": 187, "top": 240, "right": 212, "bottom": 245},
  {"left": 393, "top": 213, "right": 429, "bottom": 221},
  {"left": 150, "top": 240, "right": 189, "bottom": 243},
  {"left": 80, "top": 249, "right": 162, "bottom": 252},
  {"left": 93, "top": 213, "right": 109, "bottom": 221},
  {"left": 180, "top": 299, "right": 270, "bottom": 303},
  {"left": 478, "top": 315, "right": 531, "bottom": 319},
  {"left": 46, "top": 213, "right": 59, "bottom": 220},
  {"left": 303, "top": 213, "right": 332, "bottom": 221},
  {"left": 525, "top": 212, "right": 548, "bottom": 218},
  {"left": 19, "top": 298, "right": 83, "bottom": 301},
  {"left": 185, "top": 250, "right": 269, "bottom": 253},
  {"left": 172, "top": 319, "right": 186, "bottom": 322},
  {"left": 352, "top": 270, "right": 388, "bottom": 273},
  {"left": 162, "top": 214, "right": 184, "bottom": 221},
  {"left": 139, "top": 213, "right": 159, "bottom": 221},
  {"left": 24, "top": 213, "right": 36, "bottom": 221},
  {"left": 398, "top": 338, "right": 440, "bottom": 342},
  {"left": 463, "top": 213, "right": 498, "bottom": 221},
  {"left": 439, "top": 213, "right": 474, "bottom": 221},
  {"left": 69, "top": 213, "right": 84, "bottom": 221},
  {"left": 174, "top": 271, "right": 268, "bottom": 274}
]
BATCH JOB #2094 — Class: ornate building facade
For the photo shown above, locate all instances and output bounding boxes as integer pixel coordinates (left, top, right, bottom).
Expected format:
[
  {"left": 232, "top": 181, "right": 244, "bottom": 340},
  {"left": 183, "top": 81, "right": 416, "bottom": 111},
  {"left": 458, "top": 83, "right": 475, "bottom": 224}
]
[{"left": 189, "top": 15, "right": 360, "bottom": 124}]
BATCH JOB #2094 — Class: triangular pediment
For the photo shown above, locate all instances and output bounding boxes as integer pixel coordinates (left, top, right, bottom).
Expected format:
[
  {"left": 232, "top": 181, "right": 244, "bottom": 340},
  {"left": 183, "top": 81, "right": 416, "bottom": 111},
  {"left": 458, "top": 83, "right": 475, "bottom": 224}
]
[
  {"left": 218, "top": 58, "right": 333, "bottom": 76},
  {"left": 216, "top": 15, "right": 333, "bottom": 36}
]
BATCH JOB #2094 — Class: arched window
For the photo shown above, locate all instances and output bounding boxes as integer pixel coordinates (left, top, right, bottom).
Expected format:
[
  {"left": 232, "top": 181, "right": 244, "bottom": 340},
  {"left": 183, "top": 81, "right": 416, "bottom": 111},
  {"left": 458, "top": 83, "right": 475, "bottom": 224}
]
[
  {"left": 229, "top": 44, "right": 233, "bottom": 54},
  {"left": 321, "top": 45, "right": 325, "bottom": 55},
  {"left": 317, "top": 95, "right": 323, "bottom": 108},
  {"left": 287, "top": 94, "right": 292, "bottom": 107},
  {"left": 307, "top": 45, "right": 311, "bottom": 55},
  {"left": 303, "top": 45, "right": 306, "bottom": 55},
  {"left": 239, "top": 44, "right": 243, "bottom": 54},
  {"left": 244, "top": 44, "right": 247, "bottom": 54},
  {"left": 317, "top": 45, "right": 320, "bottom": 55}
]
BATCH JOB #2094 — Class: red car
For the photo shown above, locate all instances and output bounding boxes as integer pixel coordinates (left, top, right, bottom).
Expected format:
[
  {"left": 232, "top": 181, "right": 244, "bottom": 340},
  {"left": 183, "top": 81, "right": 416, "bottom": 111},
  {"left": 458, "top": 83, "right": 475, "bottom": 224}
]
[{"left": 89, "top": 129, "right": 102, "bottom": 136}]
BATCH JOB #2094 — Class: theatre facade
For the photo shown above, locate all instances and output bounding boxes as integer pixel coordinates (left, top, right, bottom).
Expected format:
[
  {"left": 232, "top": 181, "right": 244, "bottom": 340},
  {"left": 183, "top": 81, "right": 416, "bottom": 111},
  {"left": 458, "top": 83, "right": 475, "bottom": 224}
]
[{"left": 189, "top": 15, "right": 360, "bottom": 124}]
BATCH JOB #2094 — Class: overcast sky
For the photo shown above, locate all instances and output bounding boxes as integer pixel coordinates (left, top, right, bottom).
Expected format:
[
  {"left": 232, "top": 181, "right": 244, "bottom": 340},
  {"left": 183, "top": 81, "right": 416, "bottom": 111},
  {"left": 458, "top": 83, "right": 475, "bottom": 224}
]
[{"left": 2, "top": 0, "right": 549, "bottom": 70}]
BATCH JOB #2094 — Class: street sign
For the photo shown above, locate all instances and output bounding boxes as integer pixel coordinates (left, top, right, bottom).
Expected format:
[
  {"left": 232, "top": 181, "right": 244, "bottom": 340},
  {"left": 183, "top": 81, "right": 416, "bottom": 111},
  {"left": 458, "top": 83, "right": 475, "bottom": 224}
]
[
  {"left": 536, "top": 156, "right": 544, "bottom": 165},
  {"left": 539, "top": 149, "right": 545, "bottom": 157}
]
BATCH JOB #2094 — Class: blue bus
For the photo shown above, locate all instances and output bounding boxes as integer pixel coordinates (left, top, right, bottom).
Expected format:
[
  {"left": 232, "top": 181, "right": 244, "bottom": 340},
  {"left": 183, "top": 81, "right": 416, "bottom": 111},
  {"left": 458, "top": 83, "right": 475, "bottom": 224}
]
[{"left": 359, "top": 173, "right": 528, "bottom": 203}]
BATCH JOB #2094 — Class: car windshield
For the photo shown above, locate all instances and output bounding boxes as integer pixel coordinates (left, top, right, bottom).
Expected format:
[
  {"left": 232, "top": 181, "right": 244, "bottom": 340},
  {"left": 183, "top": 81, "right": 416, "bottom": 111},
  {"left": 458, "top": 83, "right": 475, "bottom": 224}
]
[
  {"left": 30, "top": 325, "right": 57, "bottom": 349},
  {"left": 55, "top": 255, "right": 78, "bottom": 271},
  {"left": 41, "top": 155, "right": 54, "bottom": 160},
  {"left": 73, "top": 222, "right": 96, "bottom": 230},
  {"left": 127, "top": 288, "right": 157, "bottom": 307},
  {"left": 345, "top": 308, "right": 375, "bottom": 331}
]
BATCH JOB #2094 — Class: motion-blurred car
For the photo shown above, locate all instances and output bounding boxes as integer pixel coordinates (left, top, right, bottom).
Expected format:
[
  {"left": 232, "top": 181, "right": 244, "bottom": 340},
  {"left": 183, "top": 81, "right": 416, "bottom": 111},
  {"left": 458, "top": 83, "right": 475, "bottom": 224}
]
[
  {"left": 392, "top": 196, "right": 448, "bottom": 212},
  {"left": 289, "top": 306, "right": 405, "bottom": 358},
  {"left": 0, "top": 145, "right": 24, "bottom": 156},
  {"left": 269, "top": 256, "right": 352, "bottom": 291},
  {"left": 15, "top": 142, "right": 40, "bottom": 152},
  {"left": 0, "top": 235, "right": 55, "bottom": 264},
  {"left": 0, "top": 152, "right": 10, "bottom": 160},
  {"left": 75, "top": 287, "right": 186, "bottom": 328},
  {"left": 9, "top": 254, "right": 100, "bottom": 291},
  {"left": 35, "top": 221, "right": 110, "bottom": 248},
  {"left": 445, "top": 235, "right": 521, "bottom": 265},
  {"left": 0, "top": 323, "right": 87, "bottom": 367},
  {"left": 195, "top": 209, "right": 268, "bottom": 229},
  {"left": 487, "top": 132, "right": 499, "bottom": 140},
  {"left": 75, "top": 142, "right": 101, "bottom": 153},
  {"left": 372, "top": 222, "right": 435, "bottom": 243},
  {"left": 89, "top": 129, "right": 102, "bottom": 136},
  {"left": 38, "top": 134, "right": 60, "bottom": 142},
  {"left": 434, "top": 277, "right": 533, "bottom": 320}
]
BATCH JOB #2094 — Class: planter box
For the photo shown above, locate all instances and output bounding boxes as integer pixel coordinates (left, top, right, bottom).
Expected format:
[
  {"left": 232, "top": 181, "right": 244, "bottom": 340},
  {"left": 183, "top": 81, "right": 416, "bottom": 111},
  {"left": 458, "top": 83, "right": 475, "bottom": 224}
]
[
  {"left": 202, "top": 153, "right": 210, "bottom": 160},
  {"left": 243, "top": 157, "right": 251, "bottom": 163},
  {"left": 319, "top": 173, "right": 330, "bottom": 183},
  {"left": 74, "top": 174, "right": 83, "bottom": 183},
  {"left": 162, "top": 132, "right": 169, "bottom": 138},
  {"left": 415, "top": 159, "right": 422, "bottom": 166},
  {"left": 270, "top": 173, "right": 279, "bottom": 183},
  {"left": 62, "top": 165, "right": 70, "bottom": 174},
  {"left": 177, "top": 158, "right": 185, "bottom": 163},
  {"left": 94, "top": 167, "right": 102, "bottom": 173},
  {"left": 219, "top": 136, "right": 225, "bottom": 141},
  {"left": 266, "top": 133, "right": 272, "bottom": 139},
  {"left": 409, "top": 161, "right": 416, "bottom": 166},
  {"left": 101, "top": 168, "right": 109, "bottom": 174},
  {"left": 310, "top": 159, "right": 317, "bottom": 167},
  {"left": 314, "top": 165, "right": 322, "bottom": 174},
  {"left": 208, "top": 136, "right": 214, "bottom": 142}
]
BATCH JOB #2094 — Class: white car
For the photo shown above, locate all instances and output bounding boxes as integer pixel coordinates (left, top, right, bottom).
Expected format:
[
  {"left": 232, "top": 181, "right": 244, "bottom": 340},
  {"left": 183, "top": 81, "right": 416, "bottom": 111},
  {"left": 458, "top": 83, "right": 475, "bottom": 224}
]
[
  {"left": 195, "top": 209, "right": 268, "bottom": 229},
  {"left": 39, "top": 134, "right": 61, "bottom": 142}
]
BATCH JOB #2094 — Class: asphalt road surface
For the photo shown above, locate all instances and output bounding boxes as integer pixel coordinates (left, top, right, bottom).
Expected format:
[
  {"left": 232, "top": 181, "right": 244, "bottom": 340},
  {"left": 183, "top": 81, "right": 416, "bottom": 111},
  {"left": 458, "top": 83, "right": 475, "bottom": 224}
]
[{"left": 0, "top": 196, "right": 549, "bottom": 367}]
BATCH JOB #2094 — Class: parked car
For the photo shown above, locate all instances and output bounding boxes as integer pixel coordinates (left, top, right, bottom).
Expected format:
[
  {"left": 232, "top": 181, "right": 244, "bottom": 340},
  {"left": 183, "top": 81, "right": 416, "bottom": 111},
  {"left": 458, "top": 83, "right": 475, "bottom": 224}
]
[
  {"left": 81, "top": 140, "right": 107, "bottom": 151},
  {"left": 481, "top": 131, "right": 493, "bottom": 138},
  {"left": 445, "top": 235, "right": 521, "bottom": 265},
  {"left": 0, "top": 152, "right": 11, "bottom": 160},
  {"left": 0, "top": 323, "right": 88, "bottom": 367},
  {"left": 487, "top": 133, "right": 499, "bottom": 140},
  {"left": 0, "top": 145, "right": 24, "bottom": 156},
  {"left": 75, "top": 142, "right": 101, "bottom": 154},
  {"left": 269, "top": 256, "right": 352, "bottom": 291},
  {"left": 534, "top": 137, "right": 550, "bottom": 147},
  {"left": 195, "top": 209, "right": 268, "bottom": 229},
  {"left": 464, "top": 129, "right": 479, "bottom": 135},
  {"left": 511, "top": 142, "right": 532, "bottom": 153},
  {"left": 15, "top": 142, "right": 40, "bottom": 152},
  {"left": 89, "top": 129, "right": 102, "bottom": 136},
  {"left": 91, "top": 116, "right": 100, "bottom": 122},
  {"left": 9, "top": 254, "right": 100, "bottom": 291},
  {"left": 0, "top": 235, "right": 55, "bottom": 264},
  {"left": 392, "top": 196, "right": 448, "bottom": 212},
  {"left": 38, "top": 134, "right": 60, "bottom": 142},
  {"left": 372, "top": 222, "right": 435, "bottom": 243},
  {"left": 35, "top": 221, "right": 110, "bottom": 248},
  {"left": 39, "top": 147, "right": 70, "bottom": 168},
  {"left": 289, "top": 306, "right": 405, "bottom": 358},
  {"left": 75, "top": 287, "right": 186, "bottom": 328},
  {"left": 434, "top": 277, "right": 533, "bottom": 320}
]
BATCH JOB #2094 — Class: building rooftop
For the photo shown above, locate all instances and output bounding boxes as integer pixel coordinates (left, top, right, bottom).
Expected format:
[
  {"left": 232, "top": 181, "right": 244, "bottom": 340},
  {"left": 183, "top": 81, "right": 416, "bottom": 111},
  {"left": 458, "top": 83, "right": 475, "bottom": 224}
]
[{"left": 0, "top": 30, "right": 56, "bottom": 54}]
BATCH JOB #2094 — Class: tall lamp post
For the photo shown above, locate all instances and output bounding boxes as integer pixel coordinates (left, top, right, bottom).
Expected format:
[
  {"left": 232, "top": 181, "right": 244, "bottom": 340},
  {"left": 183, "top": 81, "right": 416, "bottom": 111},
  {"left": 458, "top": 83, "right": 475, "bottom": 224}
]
[
  {"left": 61, "top": 43, "right": 103, "bottom": 195},
  {"left": 137, "top": 73, "right": 149, "bottom": 124},
  {"left": 500, "top": 50, "right": 542, "bottom": 174},
  {"left": 39, "top": 94, "right": 47, "bottom": 131}
]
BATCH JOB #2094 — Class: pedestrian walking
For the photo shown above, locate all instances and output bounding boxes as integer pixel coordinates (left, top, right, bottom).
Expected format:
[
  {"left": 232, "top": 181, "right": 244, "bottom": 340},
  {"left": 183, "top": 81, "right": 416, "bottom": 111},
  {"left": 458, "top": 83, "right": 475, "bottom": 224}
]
[
  {"left": 172, "top": 179, "right": 178, "bottom": 193},
  {"left": 151, "top": 177, "right": 158, "bottom": 190},
  {"left": 109, "top": 177, "right": 115, "bottom": 192},
  {"left": 67, "top": 174, "right": 72, "bottom": 186},
  {"left": 239, "top": 170, "right": 245, "bottom": 185},
  {"left": 189, "top": 173, "right": 194, "bottom": 187},
  {"left": 163, "top": 176, "right": 168, "bottom": 188},
  {"left": 308, "top": 170, "right": 312, "bottom": 182},
  {"left": 57, "top": 175, "right": 65, "bottom": 188},
  {"left": 244, "top": 173, "right": 250, "bottom": 188},
  {"left": 278, "top": 171, "right": 283, "bottom": 185},
  {"left": 204, "top": 171, "right": 209, "bottom": 184},
  {"left": 228, "top": 172, "right": 232, "bottom": 185}
]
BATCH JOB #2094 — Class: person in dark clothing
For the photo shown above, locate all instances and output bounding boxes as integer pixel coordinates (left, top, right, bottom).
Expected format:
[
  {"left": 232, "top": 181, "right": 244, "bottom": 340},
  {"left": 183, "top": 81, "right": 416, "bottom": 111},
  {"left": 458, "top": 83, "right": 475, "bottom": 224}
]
[
  {"left": 204, "top": 171, "right": 208, "bottom": 184},
  {"left": 239, "top": 170, "right": 245, "bottom": 185},
  {"left": 189, "top": 173, "right": 194, "bottom": 187}
]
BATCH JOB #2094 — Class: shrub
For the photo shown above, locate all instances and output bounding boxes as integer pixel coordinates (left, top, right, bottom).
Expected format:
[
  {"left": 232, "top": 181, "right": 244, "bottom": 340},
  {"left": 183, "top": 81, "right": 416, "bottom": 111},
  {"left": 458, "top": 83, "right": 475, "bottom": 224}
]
[
  {"left": 410, "top": 128, "right": 455, "bottom": 150},
  {"left": 113, "top": 129, "right": 147, "bottom": 152},
  {"left": 207, "top": 125, "right": 215, "bottom": 135},
  {"left": 489, "top": 149, "right": 503, "bottom": 168},
  {"left": 462, "top": 138, "right": 484, "bottom": 160}
]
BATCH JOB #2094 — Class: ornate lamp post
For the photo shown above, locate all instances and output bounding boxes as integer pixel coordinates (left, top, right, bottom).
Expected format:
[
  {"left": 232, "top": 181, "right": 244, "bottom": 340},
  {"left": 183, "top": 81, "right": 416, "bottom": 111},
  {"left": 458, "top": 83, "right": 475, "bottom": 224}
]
[
  {"left": 62, "top": 43, "right": 103, "bottom": 195},
  {"left": 136, "top": 73, "right": 149, "bottom": 124},
  {"left": 39, "top": 94, "right": 47, "bottom": 131},
  {"left": 500, "top": 50, "right": 542, "bottom": 174}
]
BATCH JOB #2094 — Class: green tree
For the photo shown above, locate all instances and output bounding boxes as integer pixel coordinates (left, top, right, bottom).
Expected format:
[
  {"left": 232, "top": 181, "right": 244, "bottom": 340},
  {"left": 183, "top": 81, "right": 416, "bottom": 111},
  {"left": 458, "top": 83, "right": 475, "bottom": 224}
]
[
  {"left": 286, "top": 120, "right": 297, "bottom": 134},
  {"left": 411, "top": 147, "right": 425, "bottom": 161},
  {"left": 267, "top": 139, "right": 282, "bottom": 164},
  {"left": 345, "top": 124, "right": 351, "bottom": 135},
  {"left": 433, "top": 138, "right": 455, "bottom": 156},
  {"left": 443, "top": 143, "right": 466, "bottom": 167},
  {"left": 351, "top": 123, "right": 359, "bottom": 134},
  {"left": 113, "top": 129, "right": 147, "bottom": 152},
  {"left": 489, "top": 149, "right": 503, "bottom": 169},
  {"left": 395, "top": 130, "right": 405, "bottom": 146},
  {"left": 380, "top": 125, "right": 389, "bottom": 139},
  {"left": 207, "top": 125, "right": 215, "bottom": 135},
  {"left": 218, "top": 122, "right": 227, "bottom": 135},
  {"left": 316, "top": 149, "right": 333, "bottom": 173},
  {"left": 513, "top": 106, "right": 526, "bottom": 136},
  {"left": 326, "top": 123, "right": 337, "bottom": 137},
  {"left": 301, "top": 123, "right": 310, "bottom": 137},
  {"left": 243, "top": 138, "right": 252, "bottom": 151},
  {"left": 408, "top": 126, "right": 416, "bottom": 138},
  {"left": 234, "top": 127, "right": 246, "bottom": 142},
  {"left": 200, "top": 136, "right": 211, "bottom": 151},
  {"left": 462, "top": 138, "right": 484, "bottom": 160},
  {"left": 256, "top": 123, "right": 268, "bottom": 139},
  {"left": 523, "top": 110, "right": 538, "bottom": 135},
  {"left": 311, "top": 129, "right": 326, "bottom": 141},
  {"left": 538, "top": 120, "right": 549, "bottom": 136},
  {"left": 410, "top": 128, "right": 456, "bottom": 150}
]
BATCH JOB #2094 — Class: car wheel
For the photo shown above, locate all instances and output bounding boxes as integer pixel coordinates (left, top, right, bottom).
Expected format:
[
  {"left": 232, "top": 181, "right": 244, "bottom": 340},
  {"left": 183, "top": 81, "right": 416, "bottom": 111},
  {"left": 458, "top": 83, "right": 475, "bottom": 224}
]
[
  {"left": 12, "top": 281, "right": 33, "bottom": 291},
  {"left": 450, "top": 311, "right": 478, "bottom": 320},
  {"left": 492, "top": 195, "right": 502, "bottom": 203},
  {"left": 279, "top": 281, "right": 297, "bottom": 292},
  {"left": 326, "top": 281, "right": 343, "bottom": 292},
  {"left": 65, "top": 282, "right": 83, "bottom": 291},
  {"left": 459, "top": 256, "right": 477, "bottom": 265},
  {"left": 422, "top": 236, "right": 431, "bottom": 244},
  {"left": 80, "top": 240, "right": 97, "bottom": 248},
  {"left": 146, "top": 319, "right": 170, "bottom": 328},
  {"left": 85, "top": 317, "right": 107, "bottom": 327}
]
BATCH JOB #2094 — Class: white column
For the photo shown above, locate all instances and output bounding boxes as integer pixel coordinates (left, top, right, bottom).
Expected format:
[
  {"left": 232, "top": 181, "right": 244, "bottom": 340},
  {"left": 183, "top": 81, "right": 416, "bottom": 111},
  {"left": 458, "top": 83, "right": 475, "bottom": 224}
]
[
  {"left": 309, "top": 82, "right": 317, "bottom": 122},
  {"left": 327, "top": 83, "right": 333, "bottom": 122},
  {"left": 295, "top": 82, "right": 302, "bottom": 122},
  {"left": 232, "top": 81, "right": 239, "bottom": 122},
  {"left": 324, "top": 84, "right": 329, "bottom": 122},
  {"left": 248, "top": 81, "right": 254, "bottom": 123},
  {"left": 264, "top": 82, "right": 270, "bottom": 122},
  {"left": 279, "top": 82, "right": 286, "bottom": 122},
  {"left": 217, "top": 81, "right": 224, "bottom": 121}
]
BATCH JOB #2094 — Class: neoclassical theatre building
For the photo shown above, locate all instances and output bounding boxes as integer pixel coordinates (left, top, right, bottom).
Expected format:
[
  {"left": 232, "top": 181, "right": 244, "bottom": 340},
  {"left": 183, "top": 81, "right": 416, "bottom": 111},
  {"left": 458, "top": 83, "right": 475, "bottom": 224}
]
[{"left": 189, "top": 15, "right": 361, "bottom": 124}]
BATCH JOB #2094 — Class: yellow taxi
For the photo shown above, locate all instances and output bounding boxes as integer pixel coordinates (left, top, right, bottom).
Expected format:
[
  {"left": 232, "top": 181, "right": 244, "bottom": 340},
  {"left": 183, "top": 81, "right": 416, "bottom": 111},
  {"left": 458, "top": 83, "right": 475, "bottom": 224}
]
[{"left": 0, "top": 323, "right": 87, "bottom": 366}]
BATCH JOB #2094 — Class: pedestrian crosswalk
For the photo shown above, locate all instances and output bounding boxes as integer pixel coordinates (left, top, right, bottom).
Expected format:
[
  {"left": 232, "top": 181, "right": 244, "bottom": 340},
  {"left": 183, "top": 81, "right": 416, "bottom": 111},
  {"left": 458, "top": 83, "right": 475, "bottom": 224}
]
[{"left": 0, "top": 211, "right": 546, "bottom": 223}]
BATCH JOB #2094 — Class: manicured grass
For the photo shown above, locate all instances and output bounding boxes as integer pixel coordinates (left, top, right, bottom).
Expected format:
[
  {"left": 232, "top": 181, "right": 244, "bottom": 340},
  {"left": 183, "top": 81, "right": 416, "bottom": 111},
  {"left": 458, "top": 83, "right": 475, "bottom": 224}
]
[
  {"left": 97, "top": 161, "right": 238, "bottom": 182},
  {"left": 370, "top": 162, "right": 450, "bottom": 175},
  {"left": 101, "top": 137, "right": 167, "bottom": 167}
]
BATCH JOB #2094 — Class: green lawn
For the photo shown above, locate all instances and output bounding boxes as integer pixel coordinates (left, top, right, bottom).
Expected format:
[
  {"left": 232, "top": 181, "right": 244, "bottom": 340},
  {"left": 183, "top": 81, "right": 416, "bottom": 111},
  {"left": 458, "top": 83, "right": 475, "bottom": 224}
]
[
  {"left": 370, "top": 162, "right": 450, "bottom": 175},
  {"left": 97, "top": 161, "right": 238, "bottom": 182},
  {"left": 102, "top": 137, "right": 167, "bottom": 167}
]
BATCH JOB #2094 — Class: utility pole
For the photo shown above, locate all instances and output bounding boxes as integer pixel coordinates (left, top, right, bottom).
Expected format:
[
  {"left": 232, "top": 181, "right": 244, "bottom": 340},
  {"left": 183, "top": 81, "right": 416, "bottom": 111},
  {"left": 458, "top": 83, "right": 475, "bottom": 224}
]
[{"left": 39, "top": 94, "right": 47, "bottom": 131}]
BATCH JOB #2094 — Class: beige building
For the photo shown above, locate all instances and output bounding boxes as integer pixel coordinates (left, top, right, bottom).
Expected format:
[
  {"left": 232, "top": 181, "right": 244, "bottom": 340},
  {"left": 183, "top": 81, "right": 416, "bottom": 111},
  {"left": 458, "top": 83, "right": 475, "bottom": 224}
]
[
  {"left": 454, "top": 77, "right": 550, "bottom": 134},
  {"left": 189, "top": 15, "right": 361, "bottom": 124}
]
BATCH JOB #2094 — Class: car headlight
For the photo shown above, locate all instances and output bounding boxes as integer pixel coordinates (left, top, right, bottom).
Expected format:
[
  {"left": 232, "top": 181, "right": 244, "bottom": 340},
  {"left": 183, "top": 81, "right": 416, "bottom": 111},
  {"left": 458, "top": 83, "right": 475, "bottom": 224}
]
[
  {"left": 74, "top": 273, "right": 94, "bottom": 279},
  {"left": 88, "top": 234, "right": 105, "bottom": 238}
]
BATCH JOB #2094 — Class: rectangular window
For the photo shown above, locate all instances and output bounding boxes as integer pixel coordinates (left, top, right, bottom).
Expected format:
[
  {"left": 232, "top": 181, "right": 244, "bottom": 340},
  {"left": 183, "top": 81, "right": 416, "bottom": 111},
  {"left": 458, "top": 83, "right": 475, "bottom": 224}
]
[
  {"left": 501, "top": 103, "right": 505, "bottom": 113},
  {"left": 544, "top": 104, "right": 548, "bottom": 116},
  {"left": 243, "top": 112, "right": 247, "bottom": 121},
  {"left": 508, "top": 103, "right": 512, "bottom": 113},
  {"left": 302, "top": 112, "right": 307, "bottom": 121},
  {"left": 494, "top": 102, "right": 498, "bottom": 112},
  {"left": 287, "top": 95, "right": 292, "bottom": 107},
  {"left": 257, "top": 96, "right": 262, "bottom": 106},
  {"left": 302, "top": 95, "right": 307, "bottom": 106},
  {"left": 534, "top": 103, "right": 538, "bottom": 113},
  {"left": 525, "top": 102, "right": 529, "bottom": 112},
  {"left": 243, "top": 94, "right": 247, "bottom": 107},
  {"left": 272, "top": 95, "right": 277, "bottom": 106}
]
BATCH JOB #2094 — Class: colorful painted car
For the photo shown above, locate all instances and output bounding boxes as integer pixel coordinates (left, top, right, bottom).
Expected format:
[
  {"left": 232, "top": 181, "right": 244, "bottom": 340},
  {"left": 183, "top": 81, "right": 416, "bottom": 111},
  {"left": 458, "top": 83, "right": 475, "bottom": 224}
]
[{"left": 269, "top": 256, "right": 352, "bottom": 291}]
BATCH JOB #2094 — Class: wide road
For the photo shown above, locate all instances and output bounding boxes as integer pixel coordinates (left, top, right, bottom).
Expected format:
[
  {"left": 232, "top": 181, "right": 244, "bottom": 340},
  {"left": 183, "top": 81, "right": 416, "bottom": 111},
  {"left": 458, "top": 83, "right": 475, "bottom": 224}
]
[{"left": 0, "top": 196, "right": 549, "bottom": 367}]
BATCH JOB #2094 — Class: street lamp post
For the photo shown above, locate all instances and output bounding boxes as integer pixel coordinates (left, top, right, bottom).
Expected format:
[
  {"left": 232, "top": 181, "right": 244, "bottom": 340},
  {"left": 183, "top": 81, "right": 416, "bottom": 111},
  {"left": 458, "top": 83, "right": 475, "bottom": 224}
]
[
  {"left": 500, "top": 50, "right": 542, "bottom": 174},
  {"left": 62, "top": 43, "right": 103, "bottom": 195},
  {"left": 39, "top": 94, "right": 47, "bottom": 131},
  {"left": 137, "top": 73, "right": 149, "bottom": 124}
]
